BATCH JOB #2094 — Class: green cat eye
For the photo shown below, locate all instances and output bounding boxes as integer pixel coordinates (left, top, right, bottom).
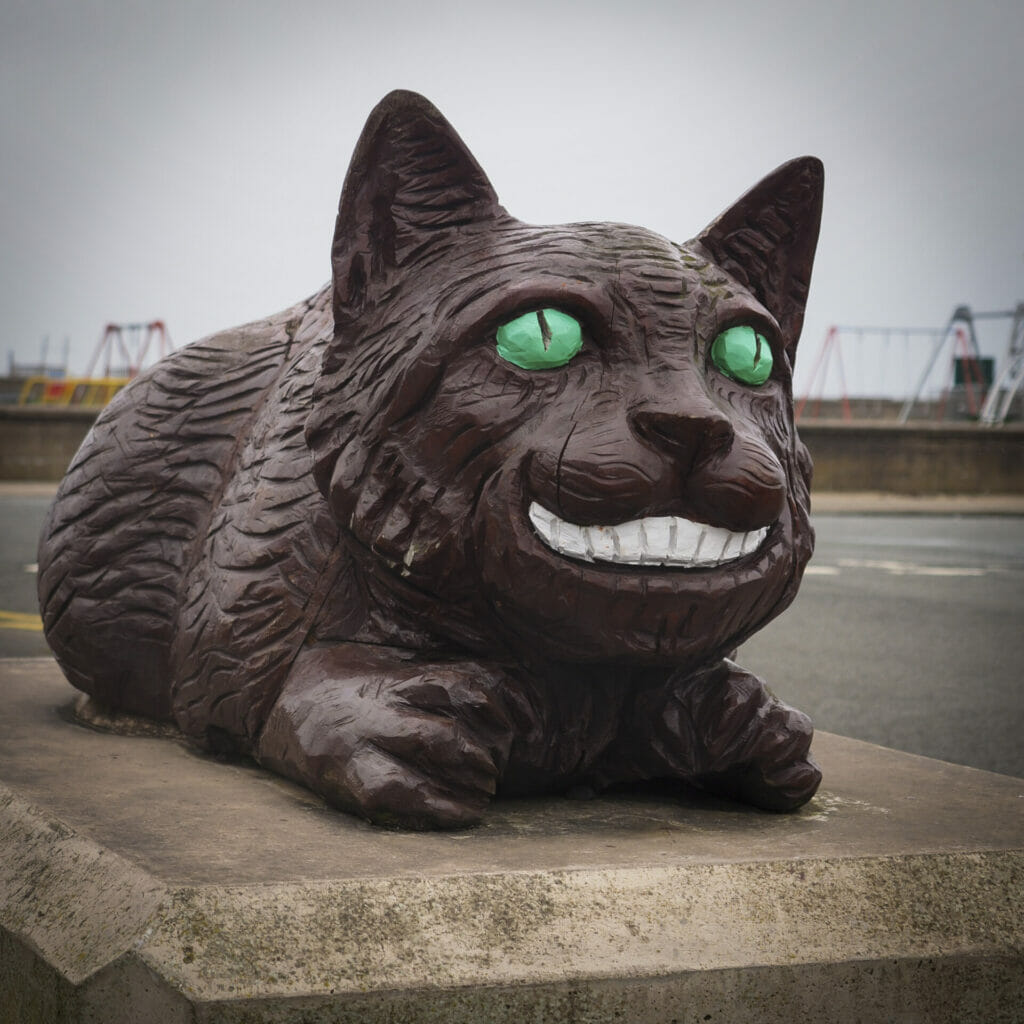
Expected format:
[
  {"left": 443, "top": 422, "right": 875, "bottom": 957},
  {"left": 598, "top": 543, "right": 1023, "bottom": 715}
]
[
  {"left": 710, "top": 326, "right": 774, "bottom": 386},
  {"left": 496, "top": 309, "right": 583, "bottom": 370}
]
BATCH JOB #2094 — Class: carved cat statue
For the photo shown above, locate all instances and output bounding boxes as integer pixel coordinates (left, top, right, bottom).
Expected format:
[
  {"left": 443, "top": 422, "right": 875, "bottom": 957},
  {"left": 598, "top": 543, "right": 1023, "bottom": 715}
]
[{"left": 39, "top": 90, "right": 824, "bottom": 829}]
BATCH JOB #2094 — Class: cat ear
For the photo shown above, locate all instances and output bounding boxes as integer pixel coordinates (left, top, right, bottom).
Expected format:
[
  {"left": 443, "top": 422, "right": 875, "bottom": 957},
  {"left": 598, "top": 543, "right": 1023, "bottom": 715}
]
[
  {"left": 693, "top": 157, "right": 823, "bottom": 359},
  {"left": 332, "top": 90, "right": 505, "bottom": 324}
]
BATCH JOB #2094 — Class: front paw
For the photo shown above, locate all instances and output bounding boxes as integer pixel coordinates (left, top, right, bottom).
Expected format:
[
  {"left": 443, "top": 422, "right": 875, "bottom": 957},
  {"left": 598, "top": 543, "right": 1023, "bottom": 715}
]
[
  {"left": 258, "top": 647, "right": 513, "bottom": 829},
  {"left": 624, "top": 659, "right": 822, "bottom": 812},
  {"left": 694, "top": 667, "right": 822, "bottom": 811},
  {"left": 720, "top": 755, "right": 822, "bottom": 812},
  {"left": 698, "top": 713, "right": 822, "bottom": 812}
]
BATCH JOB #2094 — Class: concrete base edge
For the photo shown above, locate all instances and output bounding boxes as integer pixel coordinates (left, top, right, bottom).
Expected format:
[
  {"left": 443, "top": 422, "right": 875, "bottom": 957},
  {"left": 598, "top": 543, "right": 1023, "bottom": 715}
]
[
  {"left": 2, "top": 660, "right": 1023, "bottom": 1023},
  {"left": 2, "top": 783, "right": 1022, "bottom": 1024},
  {"left": 3, "top": 938, "right": 1022, "bottom": 1024}
]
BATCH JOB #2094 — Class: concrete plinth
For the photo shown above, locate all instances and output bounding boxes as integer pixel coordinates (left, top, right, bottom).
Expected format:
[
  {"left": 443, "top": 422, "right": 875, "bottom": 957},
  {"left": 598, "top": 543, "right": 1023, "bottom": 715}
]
[{"left": 1, "top": 658, "right": 1022, "bottom": 1023}]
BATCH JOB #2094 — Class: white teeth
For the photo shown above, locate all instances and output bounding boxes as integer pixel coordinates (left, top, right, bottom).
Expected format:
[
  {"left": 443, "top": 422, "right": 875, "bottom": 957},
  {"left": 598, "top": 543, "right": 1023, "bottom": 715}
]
[
  {"left": 527, "top": 502, "right": 769, "bottom": 568},
  {"left": 610, "top": 523, "right": 631, "bottom": 560},
  {"left": 554, "top": 517, "right": 588, "bottom": 559},
  {"left": 584, "top": 525, "right": 616, "bottom": 561}
]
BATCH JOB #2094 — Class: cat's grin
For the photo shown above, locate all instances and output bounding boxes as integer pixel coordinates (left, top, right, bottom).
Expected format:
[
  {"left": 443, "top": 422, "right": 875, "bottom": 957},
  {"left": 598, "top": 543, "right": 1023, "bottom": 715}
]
[{"left": 527, "top": 501, "right": 770, "bottom": 569}]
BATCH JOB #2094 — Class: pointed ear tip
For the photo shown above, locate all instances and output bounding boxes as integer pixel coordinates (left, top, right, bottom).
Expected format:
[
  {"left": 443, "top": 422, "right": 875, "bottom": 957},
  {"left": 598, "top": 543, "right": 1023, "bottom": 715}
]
[
  {"left": 783, "top": 155, "right": 825, "bottom": 186},
  {"left": 802, "top": 155, "right": 824, "bottom": 176},
  {"left": 371, "top": 89, "right": 444, "bottom": 121}
]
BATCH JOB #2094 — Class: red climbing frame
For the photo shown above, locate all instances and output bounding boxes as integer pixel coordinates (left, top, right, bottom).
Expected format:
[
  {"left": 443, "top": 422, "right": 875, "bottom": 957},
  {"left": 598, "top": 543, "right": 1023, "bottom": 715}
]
[{"left": 84, "top": 321, "right": 174, "bottom": 379}]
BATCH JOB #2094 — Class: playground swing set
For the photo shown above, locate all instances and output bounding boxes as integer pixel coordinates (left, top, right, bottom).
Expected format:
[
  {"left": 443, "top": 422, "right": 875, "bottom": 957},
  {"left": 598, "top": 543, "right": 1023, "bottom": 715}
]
[{"left": 796, "top": 303, "right": 1024, "bottom": 426}]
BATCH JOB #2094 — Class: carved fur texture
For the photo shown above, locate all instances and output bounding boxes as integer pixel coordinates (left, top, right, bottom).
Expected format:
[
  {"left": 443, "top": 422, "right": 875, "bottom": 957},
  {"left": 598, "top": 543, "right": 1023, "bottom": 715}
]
[{"left": 39, "top": 91, "right": 823, "bottom": 828}]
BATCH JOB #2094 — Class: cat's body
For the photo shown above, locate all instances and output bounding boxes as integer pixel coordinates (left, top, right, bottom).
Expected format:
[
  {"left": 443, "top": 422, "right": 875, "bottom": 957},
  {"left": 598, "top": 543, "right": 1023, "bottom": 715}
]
[{"left": 39, "top": 91, "right": 824, "bottom": 828}]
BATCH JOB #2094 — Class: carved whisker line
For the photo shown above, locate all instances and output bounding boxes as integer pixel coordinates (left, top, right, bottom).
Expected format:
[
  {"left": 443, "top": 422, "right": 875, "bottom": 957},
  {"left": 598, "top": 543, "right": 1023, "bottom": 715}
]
[{"left": 449, "top": 418, "right": 528, "bottom": 481}]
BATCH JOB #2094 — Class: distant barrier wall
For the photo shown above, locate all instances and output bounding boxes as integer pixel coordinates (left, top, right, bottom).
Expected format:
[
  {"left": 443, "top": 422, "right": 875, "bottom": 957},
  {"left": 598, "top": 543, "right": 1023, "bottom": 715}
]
[
  {"left": 0, "top": 408, "right": 96, "bottom": 482},
  {"left": 1, "top": 408, "right": 1022, "bottom": 494},
  {"left": 799, "top": 422, "right": 1024, "bottom": 494}
]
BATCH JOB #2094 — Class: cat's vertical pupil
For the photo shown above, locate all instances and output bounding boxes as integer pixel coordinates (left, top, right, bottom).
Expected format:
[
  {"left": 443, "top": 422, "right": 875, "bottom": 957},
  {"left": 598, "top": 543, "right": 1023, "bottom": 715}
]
[{"left": 536, "top": 310, "right": 553, "bottom": 350}]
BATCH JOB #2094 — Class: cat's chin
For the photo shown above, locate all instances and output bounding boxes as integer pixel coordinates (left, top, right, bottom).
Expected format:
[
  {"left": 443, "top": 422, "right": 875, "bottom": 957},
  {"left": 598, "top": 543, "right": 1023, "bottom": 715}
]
[{"left": 526, "top": 502, "right": 770, "bottom": 570}]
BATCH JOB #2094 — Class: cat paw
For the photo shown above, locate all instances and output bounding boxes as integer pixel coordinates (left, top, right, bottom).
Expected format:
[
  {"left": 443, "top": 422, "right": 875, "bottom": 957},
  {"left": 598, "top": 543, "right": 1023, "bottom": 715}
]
[
  {"left": 622, "top": 659, "right": 822, "bottom": 812},
  {"left": 257, "top": 647, "right": 514, "bottom": 830},
  {"left": 720, "top": 754, "right": 823, "bottom": 812},
  {"left": 699, "top": 738, "right": 822, "bottom": 812},
  {"left": 696, "top": 675, "right": 822, "bottom": 811},
  {"left": 333, "top": 731, "right": 497, "bottom": 830}
]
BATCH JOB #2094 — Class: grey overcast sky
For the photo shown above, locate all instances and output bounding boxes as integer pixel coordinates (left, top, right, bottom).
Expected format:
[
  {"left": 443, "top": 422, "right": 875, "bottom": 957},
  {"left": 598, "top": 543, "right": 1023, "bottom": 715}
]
[{"left": 2, "top": 0, "right": 1022, "bottom": 398}]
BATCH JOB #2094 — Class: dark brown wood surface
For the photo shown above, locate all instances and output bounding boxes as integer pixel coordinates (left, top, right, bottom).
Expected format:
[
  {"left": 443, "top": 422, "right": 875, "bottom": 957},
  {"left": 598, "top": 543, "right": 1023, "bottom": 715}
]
[{"left": 38, "top": 91, "right": 824, "bottom": 828}]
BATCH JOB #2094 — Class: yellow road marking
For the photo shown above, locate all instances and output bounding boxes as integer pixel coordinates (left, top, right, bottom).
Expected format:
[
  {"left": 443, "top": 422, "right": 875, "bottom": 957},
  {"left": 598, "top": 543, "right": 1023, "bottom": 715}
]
[{"left": 0, "top": 610, "right": 43, "bottom": 632}]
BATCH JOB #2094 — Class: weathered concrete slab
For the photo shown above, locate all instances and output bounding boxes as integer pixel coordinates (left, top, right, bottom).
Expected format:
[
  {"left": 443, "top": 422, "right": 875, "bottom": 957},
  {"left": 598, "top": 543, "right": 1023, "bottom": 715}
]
[
  {"left": 0, "top": 407, "right": 96, "bottom": 482},
  {"left": 1, "top": 657, "right": 1022, "bottom": 1022},
  {"left": 798, "top": 422, "right": 1024, "bottom": 495}
]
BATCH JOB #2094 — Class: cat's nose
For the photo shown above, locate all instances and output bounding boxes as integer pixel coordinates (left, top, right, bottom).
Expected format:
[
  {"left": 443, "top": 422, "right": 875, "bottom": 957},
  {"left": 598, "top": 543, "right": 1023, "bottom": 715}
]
[{"left": 631, "top": 405, "right": 734, "bottom": 471}]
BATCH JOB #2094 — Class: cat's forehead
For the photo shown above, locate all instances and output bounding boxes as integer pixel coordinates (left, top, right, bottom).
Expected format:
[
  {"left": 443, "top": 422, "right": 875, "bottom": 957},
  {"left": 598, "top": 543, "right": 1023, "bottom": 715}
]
[
  {"left": 436, "top": 219, "right": 760, "bottom": 322},
  {"left": 499, "top": 221, "right": 694, "bottom": 272},
  {"left": 441, "top": 220, "right": 735, "bottom": 292}
]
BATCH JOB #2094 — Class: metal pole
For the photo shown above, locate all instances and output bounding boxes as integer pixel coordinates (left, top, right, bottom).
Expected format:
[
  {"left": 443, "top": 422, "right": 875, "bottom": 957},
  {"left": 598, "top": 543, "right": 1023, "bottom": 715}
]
[
  {"left": 980, "top": 302, "right": 1024, "bottom": 425},
  {"left": 898, "top": 306, "right": 969, "bottom": 423}
]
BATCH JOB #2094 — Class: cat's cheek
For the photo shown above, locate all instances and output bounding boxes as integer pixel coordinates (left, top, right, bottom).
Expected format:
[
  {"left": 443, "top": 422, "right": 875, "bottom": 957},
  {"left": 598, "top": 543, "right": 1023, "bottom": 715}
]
[
  {"left": 686, "top": 434, "right": 789, "bottom": 531},
  {"left": 708, "top": 381, "right": 800, "bottom": 473},
  {"left": 707, "top": 377, "right": 786, "bottom": 429}
]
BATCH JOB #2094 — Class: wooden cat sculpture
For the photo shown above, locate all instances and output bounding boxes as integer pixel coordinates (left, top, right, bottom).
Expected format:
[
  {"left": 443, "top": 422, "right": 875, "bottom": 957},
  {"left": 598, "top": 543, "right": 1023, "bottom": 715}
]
[{"left": 39, "top": 90, "right": 824, "bottom": 829}]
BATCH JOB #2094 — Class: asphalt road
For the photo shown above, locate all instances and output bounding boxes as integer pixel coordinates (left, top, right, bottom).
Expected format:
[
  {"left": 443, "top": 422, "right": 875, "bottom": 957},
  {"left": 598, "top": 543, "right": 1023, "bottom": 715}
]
[
  {"left": 0, "top": 487, "right": 52, "bottom": 658},
  {"left": 3, "top": 489, "right": 1022, "bottom": 778},
  {"left": 740, "top": 513, "right": 1024, "bottom": 779}
]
